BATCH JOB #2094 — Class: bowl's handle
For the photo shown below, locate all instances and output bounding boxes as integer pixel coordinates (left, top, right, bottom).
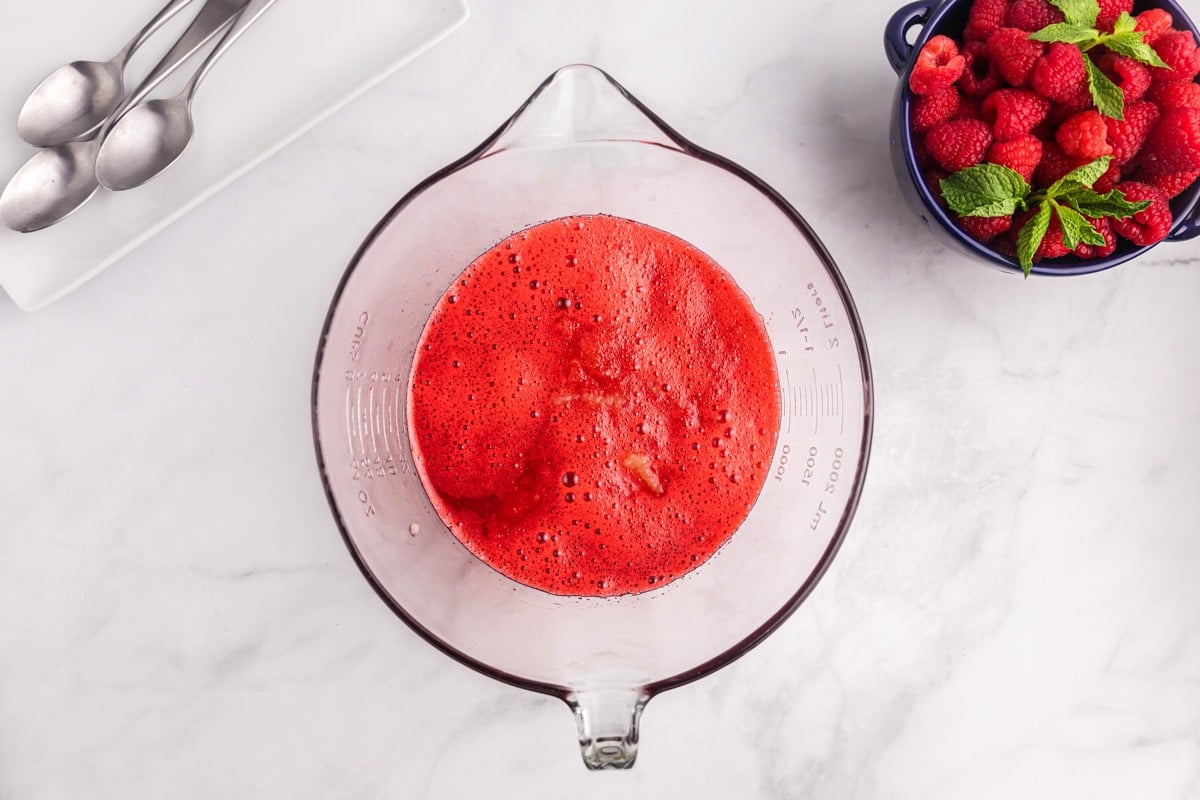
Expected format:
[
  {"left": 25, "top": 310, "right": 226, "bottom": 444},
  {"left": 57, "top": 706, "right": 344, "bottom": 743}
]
[
  {"left": 567, "top": 687, "right": 648, "bottom": 770},
  {"left": 1168, "top": 202, "right": 1200, "bottom": 242},
  {"left": 885, "top": 1, "right": 935, "bottom": 74}
]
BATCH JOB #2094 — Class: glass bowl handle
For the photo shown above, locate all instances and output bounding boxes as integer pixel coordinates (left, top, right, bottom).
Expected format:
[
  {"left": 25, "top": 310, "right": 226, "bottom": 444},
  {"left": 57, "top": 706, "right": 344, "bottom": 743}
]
[
  {"left": 885, "top": 1, "right": 934, "bottom": 75},
  {"left": 567, "top": 687, "right": 648, "bottom": 770}
]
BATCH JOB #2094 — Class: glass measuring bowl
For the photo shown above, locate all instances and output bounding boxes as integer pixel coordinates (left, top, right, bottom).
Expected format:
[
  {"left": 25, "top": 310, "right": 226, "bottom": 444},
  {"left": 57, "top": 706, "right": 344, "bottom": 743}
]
[{"left": 311, "top": 64, "right": 873, "bottom": 769}]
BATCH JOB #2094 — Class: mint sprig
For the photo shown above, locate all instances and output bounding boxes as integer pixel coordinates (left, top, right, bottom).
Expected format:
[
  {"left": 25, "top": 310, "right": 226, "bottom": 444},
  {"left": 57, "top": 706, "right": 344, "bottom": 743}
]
[
  {"left": 1050, "top": 0, "right": 1099, "bottom": 26},
  {"left": 1029, "top": 2, "right": 1169, "bottom": 120},
  {"left": 938, "top": 165, "right": 1030, "bottom": 217},
  {"left": 939, "top": 157, "right": 1151, "bottom": 277},
  {"left": 1016, "top": 204, "right": 1055, "bottom": 268},
  {"left": 1082, "top": 57, "right": 1126, "bottom": 119}
]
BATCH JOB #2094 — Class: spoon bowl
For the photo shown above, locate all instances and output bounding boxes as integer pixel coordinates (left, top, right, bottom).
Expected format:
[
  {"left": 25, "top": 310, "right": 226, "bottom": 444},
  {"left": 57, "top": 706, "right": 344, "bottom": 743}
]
[
  {"left": 0, "top": 141, "right": 100, "bottom": 232},
  {"left": 13, "top": 0, "right": 203, "bottom": 148},
  {"left": 17, "top": 60, "right": 125, "bottom": 147},
  {"left": 95, "top": 0, "right": 277, "bottom": 193},
  {"left": 0, "top": 0, "right": 250, "bottom": 232},
  {"left": 95, "top": 99, "right": 195, "bottom": 191}
]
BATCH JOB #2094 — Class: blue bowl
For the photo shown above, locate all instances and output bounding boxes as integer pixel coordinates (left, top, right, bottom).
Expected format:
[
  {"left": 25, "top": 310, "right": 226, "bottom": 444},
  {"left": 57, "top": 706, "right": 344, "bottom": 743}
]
[{"left": 885, "top": 0, "right": 1200, "bottom": 275}]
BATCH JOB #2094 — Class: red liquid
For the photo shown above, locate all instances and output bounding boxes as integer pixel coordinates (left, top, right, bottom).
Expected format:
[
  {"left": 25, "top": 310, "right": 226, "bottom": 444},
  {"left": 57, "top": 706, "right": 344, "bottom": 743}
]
[{"left": 408, "top": 215, "right": 780, "bottom": 596}]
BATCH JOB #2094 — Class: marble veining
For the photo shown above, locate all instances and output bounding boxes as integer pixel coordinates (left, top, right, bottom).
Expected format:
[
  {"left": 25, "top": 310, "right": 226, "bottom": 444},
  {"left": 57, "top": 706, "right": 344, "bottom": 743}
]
[{"left": 2, "top": 0, "right": 1199, "bottom": 797}]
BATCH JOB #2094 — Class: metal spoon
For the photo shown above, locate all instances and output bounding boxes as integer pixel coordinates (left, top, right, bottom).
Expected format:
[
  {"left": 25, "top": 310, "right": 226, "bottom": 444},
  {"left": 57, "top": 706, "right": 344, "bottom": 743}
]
[
  {"left": 96, "top": 0, "right": 278, "bottom": 192},
  {"left": 17, "top": 0, "right": 200, "bottom": 147},
  {"left": 0, "top": 0, "right": 249, "bottom": 233}
]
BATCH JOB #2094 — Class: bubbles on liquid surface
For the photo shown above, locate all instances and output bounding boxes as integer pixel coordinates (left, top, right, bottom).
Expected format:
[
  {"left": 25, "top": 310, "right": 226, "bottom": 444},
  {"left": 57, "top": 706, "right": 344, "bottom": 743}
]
[{"left": 407, "top": 214, "right": 781, "bottom": 597}]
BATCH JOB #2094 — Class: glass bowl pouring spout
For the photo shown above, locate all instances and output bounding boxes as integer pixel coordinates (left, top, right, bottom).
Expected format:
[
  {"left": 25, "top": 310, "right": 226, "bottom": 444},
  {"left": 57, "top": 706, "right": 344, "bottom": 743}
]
[
  {"left": 481, "top": 63, "right": 680, "bottom": 151},
  {"left": 312, "top": 64, "right": 873, "bottom": 770}
]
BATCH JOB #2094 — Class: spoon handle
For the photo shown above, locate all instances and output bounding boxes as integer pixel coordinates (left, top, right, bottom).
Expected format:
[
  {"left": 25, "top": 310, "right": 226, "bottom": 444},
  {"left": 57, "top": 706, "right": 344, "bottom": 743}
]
[
  {"left": 119, "top": 0, "right": 251, "bottom": 119},
  {"left": 182, "top": 0, "right": 280, "bottom": 103},
  {"left": 115, "top": 0, "right": 204, "bottom": 65}
]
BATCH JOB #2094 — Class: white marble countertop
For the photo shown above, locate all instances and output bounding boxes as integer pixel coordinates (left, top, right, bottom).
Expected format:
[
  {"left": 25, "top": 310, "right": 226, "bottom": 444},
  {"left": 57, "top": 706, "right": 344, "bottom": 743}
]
[{"left": 3, "top": 0, "right": 1200, "bottom": 796}]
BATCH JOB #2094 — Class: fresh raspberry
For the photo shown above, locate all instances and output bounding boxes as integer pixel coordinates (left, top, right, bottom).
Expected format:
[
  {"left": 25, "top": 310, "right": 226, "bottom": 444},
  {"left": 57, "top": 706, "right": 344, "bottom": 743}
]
[
  {"left": 1006, "top": 0, "right": 1063, "bottom": 32},
  {"left": 1073, "top": 217, "right": 1117, "bottom": 259},
  {"left": 1150, "top": 31, "right": 1200, "bottom": 82},
  {"left": 986, "top": 134, "right": 1043, "bottom": 183},
  {"left": 1146, "top": 80, "right": 1200, "bottom": 110},
  {"left": 956, "top": 213, "right": 1014, "bottom": 242},
  {"left": 1031, "top": 139, "right": 1117, "bottom": 190},
  {"left": 1135, "top": 9, "right": 1175, "bottom": 45},
  {"left": 1010, "top": 208, "right": 1070, "bottom": 260},
  {"left": 1031, "top": 43, "right": 1089, "bottom": 103},
  {"left": 910, "top": 35, "right": 967, "bottom": 95},
  {"left": 957, "top": 40, "right": 1004, "bottom": 97},
  {"left": 991, "top": 230, "right": 1020, "bottom": 260},
  {"left": 987, "top": 27, "right": 1045, "bottom": 87},
  {"left": 1109, "top": 181, "right": 1173, "bottom": 245},
  {"left": 1096, "top": 53, "right": 1152, "bottom": 103},
  {"left": 1093, "top": 158, "right": 1122, "bottom": 192},
  {"left": 983, "top": 88, "right": 1051, "bottom": 141},
  {"left": 1056, "top": 110, "right": 1115, "bottom": 160},
  {"left": 1096, "top": 0, "right": 1133, "bottom": 32},
  {"left": 924, "top": 167, "right": 950, "bottom": 201},
  {"left": 1035, "top": 140, "right": 1077, "bottom": 187},
  {"left": 926, "top": 118, "right": 994, "bottom": 171},
  {"left": 914, "top": 134, "right": 933, "bottom": 169},
  {"left": 1138, "top": 107, "right": 1200, "bottom": 176},
  {"left": 1010, "top": 206, "right": 1076, "bottom": 261},
  {"left": 1145, "top": 169, "right": 1200, "bottom": 199},
  {"left": 1034, "top": 213, "right": 1072, "bottom": 259},
  {"left": 1105, "top": 100, "right": 1160, "bottom": 166},
  {"left": 913, "top": 86, "right": 961, "bottom": 133},
  {"left": 1047, "top": 82, "right": 1098, "bottom": 126},
  {"left": 965, "top": 0, "right": 1009, "bottom": 42},
  {"left": 956, "top": 95, "right": 985, "bottom": 121}
]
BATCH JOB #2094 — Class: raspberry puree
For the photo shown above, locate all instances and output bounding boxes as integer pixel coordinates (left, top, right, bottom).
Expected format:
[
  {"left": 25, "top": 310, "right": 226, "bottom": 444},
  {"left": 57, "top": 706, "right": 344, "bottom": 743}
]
[{"left": 408, "top": 215, "right": 779, "bottom": 596}]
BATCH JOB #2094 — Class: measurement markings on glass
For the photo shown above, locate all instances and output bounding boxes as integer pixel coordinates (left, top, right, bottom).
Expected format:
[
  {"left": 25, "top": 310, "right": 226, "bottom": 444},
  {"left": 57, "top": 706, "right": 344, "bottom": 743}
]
[
  {"left": 368, "top": 383, "right": 378, "bottom": 455},
  {"left": 838, "top": 365, "right": 844, "bottom": 435},
  {"left": 356, "top": 384, "right": 366, "bottom": 456},
  {"left": 392, "top": 378, "right": 402, "bottom": 448},
  {"left": 782, "top": 367, "right": 846, "bottom": 435},
  {"left": 378, "top": 384, "right": 390, "bottom": 453},
  {"left": 344, "top": 383, "right": 355, "bottom": 458},
  {"left": 343, "top": 371, "right": 410, "bottom": 481}
]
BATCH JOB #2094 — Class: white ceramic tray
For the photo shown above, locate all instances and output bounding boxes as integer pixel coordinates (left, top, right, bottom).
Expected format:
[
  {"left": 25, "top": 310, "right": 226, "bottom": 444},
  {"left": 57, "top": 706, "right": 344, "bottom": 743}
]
[{"left": 0, "top": 0, "right": 468, "bottom": 311}]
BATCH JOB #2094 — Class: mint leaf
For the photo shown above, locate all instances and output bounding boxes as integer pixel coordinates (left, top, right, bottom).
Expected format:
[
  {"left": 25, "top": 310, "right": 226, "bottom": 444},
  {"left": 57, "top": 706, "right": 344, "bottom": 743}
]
[
  {"left": 1084, "top": 57, "right": 1125, "bottom": 119},
  {"left": 1028, "top": 5, "right": 1165, "bottom": 120},
  {"left": 1111, "top": 11, "right": 1137, "bottom": 34},
  {"left": 1049, "top": 0, "right": 1099, "bottom": 27},
  {"left": 1029, "top": 3, "right": 1166, "bottom": 119},
  {"left": 1065, "top": 187, "right": 1152, "bottom": 218},
  {"left": 939, "top": 164, "right": 1031, "bottom": 217},
  {"left": 956, "top": 197, "right": 1028, "bottom": 217},
  {"left": 1102, "top": 32, "right": 1170, "bottom": 67},
  {"left": 1047, "top": 156, "right": 1113, "bottom": 197},
  {"left": 1054, "top": 202, "right": 1106, "bottom": 250},
  {"left": 1029, "top": 23, "right": 1099, "bottom": 44},
  {"left": 1017, "top": 203, "right": 1054, "bottom": 276}
]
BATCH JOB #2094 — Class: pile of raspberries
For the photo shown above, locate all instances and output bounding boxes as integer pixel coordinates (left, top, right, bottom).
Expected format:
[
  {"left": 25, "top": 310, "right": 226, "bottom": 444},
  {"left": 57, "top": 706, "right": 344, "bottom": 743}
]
[{"left": 908, "top": 0, "right": 1200, "bottom": 261}]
